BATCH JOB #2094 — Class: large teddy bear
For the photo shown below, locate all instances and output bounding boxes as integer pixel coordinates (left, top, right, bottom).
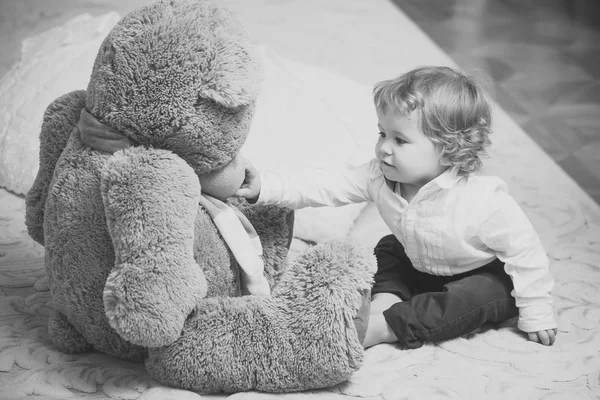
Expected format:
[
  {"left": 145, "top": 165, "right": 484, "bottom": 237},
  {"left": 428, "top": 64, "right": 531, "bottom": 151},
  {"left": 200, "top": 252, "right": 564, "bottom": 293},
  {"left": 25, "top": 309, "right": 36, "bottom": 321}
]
[{"left": 24, "top": 0, "right": 375, "bottom": 393}]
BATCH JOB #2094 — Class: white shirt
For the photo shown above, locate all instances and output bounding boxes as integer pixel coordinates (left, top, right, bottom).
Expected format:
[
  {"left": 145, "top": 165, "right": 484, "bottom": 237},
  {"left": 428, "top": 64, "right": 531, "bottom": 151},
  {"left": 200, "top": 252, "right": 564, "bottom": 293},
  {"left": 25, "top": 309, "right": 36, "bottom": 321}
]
[{"left": 257, "top": 159, "right": 556, "bottom": 333}]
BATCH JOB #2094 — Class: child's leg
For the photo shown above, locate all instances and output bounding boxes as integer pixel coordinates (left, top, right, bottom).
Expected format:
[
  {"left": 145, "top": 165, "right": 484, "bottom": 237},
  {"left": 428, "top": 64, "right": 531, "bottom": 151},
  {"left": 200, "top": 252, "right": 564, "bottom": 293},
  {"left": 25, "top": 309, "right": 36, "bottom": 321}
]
[
  {"left": 383, "top": 259, "right": 518, "bottom": 348},
  {"left": 364, "top": 234, "right": 426, "bottom": 348},
  {"left": 371, "top": 234, "right": 423, "bottom": 300}
]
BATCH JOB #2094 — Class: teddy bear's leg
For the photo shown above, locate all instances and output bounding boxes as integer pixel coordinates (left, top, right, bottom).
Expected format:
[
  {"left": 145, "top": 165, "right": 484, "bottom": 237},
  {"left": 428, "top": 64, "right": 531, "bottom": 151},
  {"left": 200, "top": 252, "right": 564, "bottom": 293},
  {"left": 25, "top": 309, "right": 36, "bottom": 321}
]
[
  {"left": 25, "top": 90, "right": 86, "bottom": 245},
  {"left": 231, "top": 199, "right": 294, "bottom": 286},
  {"left": 48, "top": 309, "right": 92, "bottom": 354},
  {"left": 146, "top": 240, "right": 376, "bottom": 393}
]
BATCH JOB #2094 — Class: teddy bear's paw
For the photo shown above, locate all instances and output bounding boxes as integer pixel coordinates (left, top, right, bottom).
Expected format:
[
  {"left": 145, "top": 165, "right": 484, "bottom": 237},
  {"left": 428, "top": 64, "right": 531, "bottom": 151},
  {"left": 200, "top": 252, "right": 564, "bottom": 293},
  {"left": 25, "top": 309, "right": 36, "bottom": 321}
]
[
  {"left": 48, "top": 310, "right": 92, "bottom": 354},
  {"left": 103, "top": 261, "right": 207, "bottom": 348},
  {"left": 277, "top": 239, "right": 376, "bottom": 302}
]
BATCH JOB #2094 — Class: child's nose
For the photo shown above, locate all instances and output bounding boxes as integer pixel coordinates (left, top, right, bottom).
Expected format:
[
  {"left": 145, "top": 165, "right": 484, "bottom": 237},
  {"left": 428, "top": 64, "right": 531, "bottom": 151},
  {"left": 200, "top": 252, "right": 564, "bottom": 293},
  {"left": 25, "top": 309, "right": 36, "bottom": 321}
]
[{"left": 379, "top": 140, "right": 393, "bottom": 155}]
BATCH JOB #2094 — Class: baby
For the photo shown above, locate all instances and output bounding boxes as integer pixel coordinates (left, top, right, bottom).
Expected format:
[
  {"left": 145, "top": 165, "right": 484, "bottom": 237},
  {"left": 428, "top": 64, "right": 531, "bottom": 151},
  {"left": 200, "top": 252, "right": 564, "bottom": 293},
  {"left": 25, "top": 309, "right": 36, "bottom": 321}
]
[{"left": 236, "top": 66, "right": 557, "bottom": 349}]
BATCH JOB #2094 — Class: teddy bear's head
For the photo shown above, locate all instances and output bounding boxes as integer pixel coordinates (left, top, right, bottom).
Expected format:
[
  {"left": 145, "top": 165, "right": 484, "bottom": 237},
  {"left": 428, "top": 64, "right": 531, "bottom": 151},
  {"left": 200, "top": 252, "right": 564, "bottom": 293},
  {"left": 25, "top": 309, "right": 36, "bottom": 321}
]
[{"left": 85, "top": 0, "right": 262, "bottom": 196}]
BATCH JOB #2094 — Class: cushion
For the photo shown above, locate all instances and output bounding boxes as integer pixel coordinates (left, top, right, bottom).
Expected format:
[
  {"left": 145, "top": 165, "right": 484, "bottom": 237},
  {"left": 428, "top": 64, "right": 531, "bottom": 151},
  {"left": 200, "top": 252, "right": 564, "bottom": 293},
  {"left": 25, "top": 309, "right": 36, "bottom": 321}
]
[{"left": 0, "top": 12, "right": 120, "bottom": 195}]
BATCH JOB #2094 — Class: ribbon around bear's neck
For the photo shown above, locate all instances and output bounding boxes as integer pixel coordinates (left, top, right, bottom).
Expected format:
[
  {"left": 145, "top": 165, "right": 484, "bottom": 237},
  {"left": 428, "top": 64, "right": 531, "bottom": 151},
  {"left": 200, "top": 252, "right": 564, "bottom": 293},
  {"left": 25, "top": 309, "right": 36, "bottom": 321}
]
[
  {"left": 77, "top": 108, "right": 271, "bottom": 296},
  {"left": 197, "top": 194, "right": 270, "bottom": 296},
  {"left": 78, "top": 108, "right": 138, "bottom": 153}
]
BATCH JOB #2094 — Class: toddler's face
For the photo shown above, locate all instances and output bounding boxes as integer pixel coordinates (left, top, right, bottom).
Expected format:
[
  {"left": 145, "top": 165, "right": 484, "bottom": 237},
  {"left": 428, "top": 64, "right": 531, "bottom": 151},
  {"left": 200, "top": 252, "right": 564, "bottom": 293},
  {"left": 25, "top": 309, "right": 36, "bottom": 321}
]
[{"left": 374, "top": 110, "right": 445, "bottom": 188}]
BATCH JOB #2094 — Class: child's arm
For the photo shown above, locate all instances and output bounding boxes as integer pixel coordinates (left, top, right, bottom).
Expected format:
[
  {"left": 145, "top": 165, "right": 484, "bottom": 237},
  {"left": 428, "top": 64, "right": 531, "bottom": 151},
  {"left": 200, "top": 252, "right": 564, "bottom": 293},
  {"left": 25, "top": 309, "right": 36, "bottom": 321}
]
[
  {"left": 236, "top": 159, "right": 378, "bottom": 209},
  {"left": 477, "top": 186, "right": 557, "bottom": 345}
]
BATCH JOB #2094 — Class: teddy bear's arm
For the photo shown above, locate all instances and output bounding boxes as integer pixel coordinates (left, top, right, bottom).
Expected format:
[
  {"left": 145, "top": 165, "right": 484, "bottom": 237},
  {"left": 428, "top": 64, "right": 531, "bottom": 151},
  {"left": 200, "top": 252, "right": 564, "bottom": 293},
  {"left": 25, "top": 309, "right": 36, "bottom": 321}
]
[
  {"left": 100, "top": 147, "right": 208, "bottom": 348},
  {"left": 25, "top": 90, "right": 86, "bottom": 245}
]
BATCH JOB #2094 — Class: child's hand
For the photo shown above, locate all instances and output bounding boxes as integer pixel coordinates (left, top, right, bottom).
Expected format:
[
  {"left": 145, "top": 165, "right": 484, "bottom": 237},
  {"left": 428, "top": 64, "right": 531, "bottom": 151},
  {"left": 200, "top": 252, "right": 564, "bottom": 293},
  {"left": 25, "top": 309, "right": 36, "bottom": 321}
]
[
  {"left": 527, "top": 329, "right": 557, "bottom": 346},
  {"left": 234, "top": 159, "right": 261, "bottom": 201}
]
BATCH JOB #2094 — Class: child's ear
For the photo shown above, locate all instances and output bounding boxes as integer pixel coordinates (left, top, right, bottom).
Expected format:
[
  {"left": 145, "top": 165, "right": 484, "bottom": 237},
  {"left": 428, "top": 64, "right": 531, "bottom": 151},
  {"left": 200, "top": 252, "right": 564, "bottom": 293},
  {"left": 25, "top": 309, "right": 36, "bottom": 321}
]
[{"left": 436, "top": 145, "right": 448, "bottom": 164}]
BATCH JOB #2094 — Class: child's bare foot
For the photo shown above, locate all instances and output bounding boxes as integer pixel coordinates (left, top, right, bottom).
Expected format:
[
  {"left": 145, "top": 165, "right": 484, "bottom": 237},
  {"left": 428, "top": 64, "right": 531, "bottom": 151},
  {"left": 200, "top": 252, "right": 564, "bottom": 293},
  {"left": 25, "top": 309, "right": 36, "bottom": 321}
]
[
  {"left": 362, "top": 312, "right": 398, "bottom": 348},
  {"left": 362, "top": 292, "right": 402, "bottom": 348},
  {"left": 370, "top": 292, "right": 402, "bottom": 312}
]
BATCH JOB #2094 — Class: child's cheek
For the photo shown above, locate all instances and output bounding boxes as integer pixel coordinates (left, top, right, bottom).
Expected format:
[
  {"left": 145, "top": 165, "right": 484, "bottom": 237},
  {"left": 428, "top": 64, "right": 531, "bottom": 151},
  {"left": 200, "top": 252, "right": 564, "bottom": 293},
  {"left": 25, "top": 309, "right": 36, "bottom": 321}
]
[{"left": 198, "top": 155, "right": 245, "bottom": 200}]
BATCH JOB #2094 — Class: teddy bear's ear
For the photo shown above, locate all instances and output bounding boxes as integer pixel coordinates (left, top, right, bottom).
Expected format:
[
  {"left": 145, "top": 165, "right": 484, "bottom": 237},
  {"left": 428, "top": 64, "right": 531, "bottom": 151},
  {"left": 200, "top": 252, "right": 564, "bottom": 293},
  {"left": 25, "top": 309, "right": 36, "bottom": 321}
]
[{"left": 197, "top": 39, "right": 263, "bottom": 108}]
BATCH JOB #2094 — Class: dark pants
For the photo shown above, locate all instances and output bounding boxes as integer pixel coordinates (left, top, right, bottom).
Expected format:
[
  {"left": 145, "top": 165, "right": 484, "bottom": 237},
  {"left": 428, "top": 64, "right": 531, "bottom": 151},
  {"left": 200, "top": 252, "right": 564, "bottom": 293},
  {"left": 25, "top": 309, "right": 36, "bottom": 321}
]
[{"left": 372, "top": 234, "right": 518, "bottom": 349}]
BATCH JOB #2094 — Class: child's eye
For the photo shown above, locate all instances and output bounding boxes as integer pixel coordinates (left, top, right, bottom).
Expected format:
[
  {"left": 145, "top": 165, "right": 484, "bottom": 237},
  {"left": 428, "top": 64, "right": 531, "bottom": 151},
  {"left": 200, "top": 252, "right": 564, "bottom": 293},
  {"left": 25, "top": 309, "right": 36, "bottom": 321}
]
[
  {"left": 378, "top": 131, "right": 386, "bottom": 138},
  {"left": 395, "top": 138, "right": 407, "bottom": 145}
]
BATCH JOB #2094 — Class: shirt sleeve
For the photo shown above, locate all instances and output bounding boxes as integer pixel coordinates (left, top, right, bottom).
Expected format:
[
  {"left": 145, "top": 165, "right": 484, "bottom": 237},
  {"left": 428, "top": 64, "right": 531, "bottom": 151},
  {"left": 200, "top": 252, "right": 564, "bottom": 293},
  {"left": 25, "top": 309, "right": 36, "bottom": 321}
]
[
  {"left": 255, "top": 160, "right": 375, "bottom": 210},
  {"left": 477, "top": 183, "right": 557, "bottom": 333}
]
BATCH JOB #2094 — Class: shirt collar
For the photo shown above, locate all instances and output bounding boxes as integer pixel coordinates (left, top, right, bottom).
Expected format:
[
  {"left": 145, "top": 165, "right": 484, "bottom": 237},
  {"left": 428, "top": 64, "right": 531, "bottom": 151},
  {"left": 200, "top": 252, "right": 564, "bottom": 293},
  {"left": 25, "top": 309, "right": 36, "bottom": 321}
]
[
  {"left": 382, "top": 164, "right": 464, "bottom": 196},
  {"left": 429, "top": 168, "right": 464, "bottom": 190}
]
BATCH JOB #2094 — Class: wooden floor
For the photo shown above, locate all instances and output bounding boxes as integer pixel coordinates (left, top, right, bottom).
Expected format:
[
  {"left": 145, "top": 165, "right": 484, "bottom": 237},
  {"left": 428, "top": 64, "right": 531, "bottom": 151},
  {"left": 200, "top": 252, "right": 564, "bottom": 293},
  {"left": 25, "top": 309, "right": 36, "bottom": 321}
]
[{"left": 390, "top": 0, "right": 600, "bottom": 205}]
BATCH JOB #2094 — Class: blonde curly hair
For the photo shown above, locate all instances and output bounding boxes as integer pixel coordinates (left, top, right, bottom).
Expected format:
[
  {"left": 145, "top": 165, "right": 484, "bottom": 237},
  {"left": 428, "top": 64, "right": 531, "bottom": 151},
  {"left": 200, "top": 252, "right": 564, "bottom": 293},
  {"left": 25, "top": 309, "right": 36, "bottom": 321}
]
[{"left": 373, "top": 66, "right": 493, "bottom": 176}]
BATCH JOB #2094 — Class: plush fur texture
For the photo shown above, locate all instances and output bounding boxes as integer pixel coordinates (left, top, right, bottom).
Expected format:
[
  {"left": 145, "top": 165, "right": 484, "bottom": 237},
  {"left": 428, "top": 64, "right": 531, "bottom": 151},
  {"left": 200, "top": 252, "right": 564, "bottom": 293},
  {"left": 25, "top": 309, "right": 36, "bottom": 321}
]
[
  {"left": 24, "top": 0, "right": 374, "bottom": 392},
  {"left": 25, "top": 90, "right": 87, "bottom": 246},
  {"left": 25, "top": 0, "right": 273, "bottom": 362},
  {"left": 86, "top": 0, "right": 262, "bottom": 175},
  {"left": 101, "top": 147, "right": 208, "bottom": 347},
  {"left": 147, "top": 240, "right": 375, "bottom": 393}
]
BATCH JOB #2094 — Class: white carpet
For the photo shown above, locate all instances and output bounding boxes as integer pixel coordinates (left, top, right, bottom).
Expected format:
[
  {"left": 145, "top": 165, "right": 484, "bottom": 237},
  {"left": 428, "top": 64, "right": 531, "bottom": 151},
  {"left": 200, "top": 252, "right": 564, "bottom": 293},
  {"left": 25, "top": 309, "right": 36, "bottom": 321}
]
[{"left": 1, "top": 1, "right": 599, "bottom": 399}]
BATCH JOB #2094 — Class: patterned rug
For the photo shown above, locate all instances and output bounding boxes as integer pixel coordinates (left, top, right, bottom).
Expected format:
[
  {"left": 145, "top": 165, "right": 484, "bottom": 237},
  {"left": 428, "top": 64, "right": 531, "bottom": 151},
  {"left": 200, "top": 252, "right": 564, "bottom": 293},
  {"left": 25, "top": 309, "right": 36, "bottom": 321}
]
[{"left": 1, "top": 1, "right": 599, "bottom": 399}]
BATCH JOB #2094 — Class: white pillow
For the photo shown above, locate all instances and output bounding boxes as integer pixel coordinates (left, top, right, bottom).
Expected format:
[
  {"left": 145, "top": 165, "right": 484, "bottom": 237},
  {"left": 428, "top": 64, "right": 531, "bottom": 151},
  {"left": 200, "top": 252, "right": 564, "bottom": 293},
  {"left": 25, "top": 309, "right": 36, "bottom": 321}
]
[{"left": 0, "top": 12, "right": 121, "bottom": 195}]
